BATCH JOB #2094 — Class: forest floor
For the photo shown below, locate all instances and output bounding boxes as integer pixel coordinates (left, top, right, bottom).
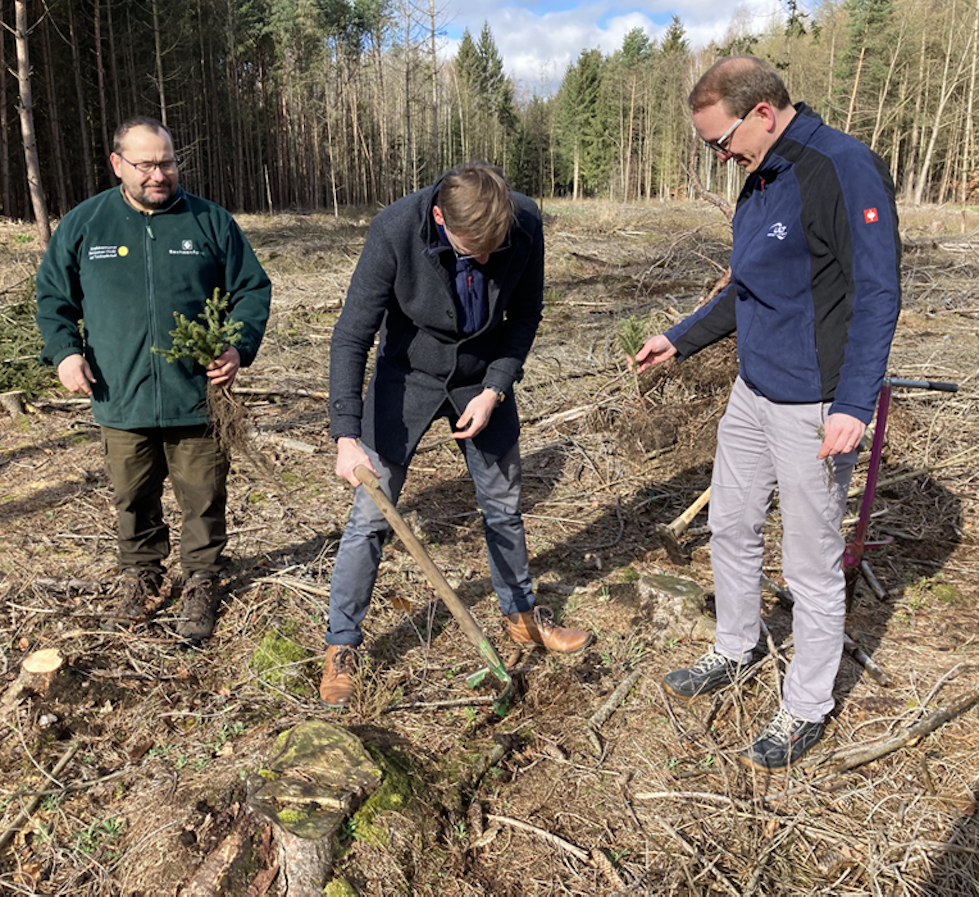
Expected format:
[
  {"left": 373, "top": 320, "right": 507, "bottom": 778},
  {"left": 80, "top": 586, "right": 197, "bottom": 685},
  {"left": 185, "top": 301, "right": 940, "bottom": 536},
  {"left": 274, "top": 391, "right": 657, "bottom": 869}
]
[{"left": 1, "top": 199, "right": 978, "bottom": 896}]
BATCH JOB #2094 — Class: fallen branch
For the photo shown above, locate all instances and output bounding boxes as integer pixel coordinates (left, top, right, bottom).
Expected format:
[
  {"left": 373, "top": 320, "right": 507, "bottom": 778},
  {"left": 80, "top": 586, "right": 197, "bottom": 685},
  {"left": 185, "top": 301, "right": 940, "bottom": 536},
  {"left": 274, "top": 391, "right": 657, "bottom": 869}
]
[
  {"left": 486, "top": 814, "right": 589, "bottom": 862},
  {"left": 654, "top": 815, "right": 740, "bottom": 897},
  {"left": 251, "top": 575, "right": 332, "bottom": 598},
  {"left": 384, "top": 696, "right": 497, "bottom": 712},
  {"left": 742, "top": 819, "right": 800, "bottom": 897},
  {"left": 848, "top": 445, "right": 979, "bottom": 498},
  {"left": 32, "top": 577, "right": 103, "bottom": 596},
  {"left": 0, "top": 741, "right": 79, "bottom": 853},
  {"left": 261, "top": 434, "right": 319, "bottom": 454},
  {"left": 822, "top": 684, "right": 979, "bottom": 773},
  {"left": 232, "top": 386, "right": 329, "bottom": 400},
  {"left": 586, "top": 665, "right": 644, "bottom": 755},
  {"left": 530, "top": 403, "right": 601, "bottom": 430}
]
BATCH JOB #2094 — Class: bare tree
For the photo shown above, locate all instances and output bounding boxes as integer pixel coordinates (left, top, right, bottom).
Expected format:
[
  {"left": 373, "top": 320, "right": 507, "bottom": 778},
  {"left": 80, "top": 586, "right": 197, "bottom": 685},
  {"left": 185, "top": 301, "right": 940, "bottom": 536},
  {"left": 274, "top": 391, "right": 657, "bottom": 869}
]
[
  {"left": 0, "top": 0, "right": 12, "bottom": 218},
  {"left": 13, "top": 0, "right": 49, "bottom": 245}
]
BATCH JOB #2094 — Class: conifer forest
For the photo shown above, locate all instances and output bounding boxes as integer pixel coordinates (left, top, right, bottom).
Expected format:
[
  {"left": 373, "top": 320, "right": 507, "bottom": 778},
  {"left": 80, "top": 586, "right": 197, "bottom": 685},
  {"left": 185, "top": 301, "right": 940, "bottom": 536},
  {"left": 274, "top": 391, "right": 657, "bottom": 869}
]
[{"left": 3, "top": 0, "right": 979, "bottom": 224}]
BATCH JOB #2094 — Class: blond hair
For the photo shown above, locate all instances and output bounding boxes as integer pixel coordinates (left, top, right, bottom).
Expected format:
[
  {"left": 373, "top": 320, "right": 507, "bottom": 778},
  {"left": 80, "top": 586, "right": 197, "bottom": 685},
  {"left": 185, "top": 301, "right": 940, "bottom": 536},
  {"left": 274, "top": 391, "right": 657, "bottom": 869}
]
[{"left": 437, "top": 162, "right": 516, "bottom": 252}]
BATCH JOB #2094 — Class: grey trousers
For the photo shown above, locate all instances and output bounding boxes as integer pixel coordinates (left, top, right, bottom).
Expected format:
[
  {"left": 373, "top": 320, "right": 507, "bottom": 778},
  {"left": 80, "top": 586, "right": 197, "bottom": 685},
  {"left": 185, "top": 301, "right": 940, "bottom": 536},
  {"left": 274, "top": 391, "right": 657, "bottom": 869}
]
[
  {"left": 101, "top": 425, "right": 230, "bottom": 578},
  {"left": 709, "top": 377, "right": 859, "bottom": 722},
  {"left": 326, "top": 440, "right": 536, "bottom": 647}
]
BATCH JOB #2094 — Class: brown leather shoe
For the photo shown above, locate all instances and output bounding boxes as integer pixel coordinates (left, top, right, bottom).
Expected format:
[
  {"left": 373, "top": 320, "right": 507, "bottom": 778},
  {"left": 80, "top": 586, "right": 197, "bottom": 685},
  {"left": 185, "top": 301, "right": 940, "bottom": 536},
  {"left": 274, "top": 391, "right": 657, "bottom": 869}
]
[
  {"left": 506, "top": 607, "right": 592, "bottom": 653},
  {"left": 319, "top": 645, "right": 359, "bottom": 708}
]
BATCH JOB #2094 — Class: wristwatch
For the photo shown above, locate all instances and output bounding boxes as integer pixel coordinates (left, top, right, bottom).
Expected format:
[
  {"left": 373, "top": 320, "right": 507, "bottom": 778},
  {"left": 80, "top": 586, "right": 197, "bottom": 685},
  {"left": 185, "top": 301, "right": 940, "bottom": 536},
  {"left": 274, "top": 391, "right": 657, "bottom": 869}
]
[{"left": 484, "top": 383, "right": 506, "bottom": 404}]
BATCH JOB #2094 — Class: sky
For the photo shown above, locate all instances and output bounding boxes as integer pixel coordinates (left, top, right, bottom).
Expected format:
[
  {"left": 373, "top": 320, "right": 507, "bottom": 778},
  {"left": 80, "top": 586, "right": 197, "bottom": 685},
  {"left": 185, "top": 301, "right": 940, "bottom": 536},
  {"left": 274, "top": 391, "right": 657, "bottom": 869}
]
[{"left": 438, "top": 0, "right": 791, "bottom": 94}]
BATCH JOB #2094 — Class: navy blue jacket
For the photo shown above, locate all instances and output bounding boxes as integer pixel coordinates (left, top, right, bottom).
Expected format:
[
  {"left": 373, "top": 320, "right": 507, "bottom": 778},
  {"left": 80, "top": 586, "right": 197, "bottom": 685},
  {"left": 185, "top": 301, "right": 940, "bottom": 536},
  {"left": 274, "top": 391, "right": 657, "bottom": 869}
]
[
  {"left": 667, "top": 104, "right": 901, "bottom": 424},
  {"left": 328, "top": 180, "right": 544, "bottom": 465}
]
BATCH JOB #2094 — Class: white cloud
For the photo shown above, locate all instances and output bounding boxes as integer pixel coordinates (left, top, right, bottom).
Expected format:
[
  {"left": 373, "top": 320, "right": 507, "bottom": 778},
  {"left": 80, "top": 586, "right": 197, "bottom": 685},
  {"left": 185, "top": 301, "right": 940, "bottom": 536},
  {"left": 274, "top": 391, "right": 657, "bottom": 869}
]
[{"left": 438, "top": 1, "right": 788, "bottom": 94}]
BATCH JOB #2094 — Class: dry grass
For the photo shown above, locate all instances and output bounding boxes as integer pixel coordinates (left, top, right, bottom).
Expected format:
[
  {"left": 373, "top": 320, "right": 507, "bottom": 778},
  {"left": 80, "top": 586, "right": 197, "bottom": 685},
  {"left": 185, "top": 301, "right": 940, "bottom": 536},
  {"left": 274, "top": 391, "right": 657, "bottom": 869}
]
[{"left": 1, "top": 201, "right": 978, "bottom": 895}]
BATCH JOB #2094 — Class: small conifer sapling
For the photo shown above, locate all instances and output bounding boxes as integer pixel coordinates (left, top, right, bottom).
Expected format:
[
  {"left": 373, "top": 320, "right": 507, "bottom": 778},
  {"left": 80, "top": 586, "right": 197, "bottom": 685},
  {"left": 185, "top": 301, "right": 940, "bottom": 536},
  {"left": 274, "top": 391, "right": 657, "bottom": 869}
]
[{"left": 153, "top": 287, "right": 248, "bottom": 454}]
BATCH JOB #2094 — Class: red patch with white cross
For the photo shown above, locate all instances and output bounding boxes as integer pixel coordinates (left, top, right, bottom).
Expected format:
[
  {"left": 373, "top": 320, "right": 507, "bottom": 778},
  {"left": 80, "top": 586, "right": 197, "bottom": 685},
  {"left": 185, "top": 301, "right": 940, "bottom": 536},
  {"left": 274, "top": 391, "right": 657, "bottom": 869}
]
[{"left": 864, "top": 208, "right": 879, "bottom": 223}]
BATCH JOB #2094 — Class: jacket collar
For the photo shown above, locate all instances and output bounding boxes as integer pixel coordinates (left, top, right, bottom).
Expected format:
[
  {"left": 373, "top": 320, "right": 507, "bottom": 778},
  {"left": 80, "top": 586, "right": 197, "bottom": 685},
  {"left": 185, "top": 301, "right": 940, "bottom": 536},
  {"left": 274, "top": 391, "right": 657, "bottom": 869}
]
[{"left": 755, "top": 102, "right": 822, "bottom": 179}]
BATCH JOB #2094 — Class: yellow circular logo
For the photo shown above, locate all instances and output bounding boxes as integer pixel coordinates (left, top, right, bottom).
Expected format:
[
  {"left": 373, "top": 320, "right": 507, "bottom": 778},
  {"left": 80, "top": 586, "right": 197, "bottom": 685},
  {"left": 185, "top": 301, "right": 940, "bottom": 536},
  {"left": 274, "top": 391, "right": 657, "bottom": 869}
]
[{"left": 118, "top": 246, "right": 129, "bottom": 256}]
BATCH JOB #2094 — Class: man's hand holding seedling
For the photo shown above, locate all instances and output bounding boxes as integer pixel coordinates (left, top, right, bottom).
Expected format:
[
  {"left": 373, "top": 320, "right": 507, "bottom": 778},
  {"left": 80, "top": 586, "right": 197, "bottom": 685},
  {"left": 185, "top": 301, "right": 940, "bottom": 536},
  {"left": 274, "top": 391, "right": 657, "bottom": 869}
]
[{"left": 206, "top": 346, "right": 241, "bottom": 387}]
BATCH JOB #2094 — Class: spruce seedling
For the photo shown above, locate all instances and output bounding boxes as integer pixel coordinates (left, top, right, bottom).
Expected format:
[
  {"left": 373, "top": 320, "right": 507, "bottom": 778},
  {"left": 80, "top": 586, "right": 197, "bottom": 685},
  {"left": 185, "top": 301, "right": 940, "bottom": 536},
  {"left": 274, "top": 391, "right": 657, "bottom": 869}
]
[
  {"left": 153, "top": 287, "right": 252, "bottom": 458},
  {"left": 618, "top": 315, "right": 647, "bottom": 403},
  {"left": 153, "top": 287, "right": 242, "bottom": 367}
]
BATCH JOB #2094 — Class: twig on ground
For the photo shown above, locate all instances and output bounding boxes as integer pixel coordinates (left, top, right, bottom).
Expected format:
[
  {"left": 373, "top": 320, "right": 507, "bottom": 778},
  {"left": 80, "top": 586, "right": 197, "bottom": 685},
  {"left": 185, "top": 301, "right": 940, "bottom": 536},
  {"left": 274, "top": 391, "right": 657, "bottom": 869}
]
[
  {"left": 847, "top": 445, "right": 979, "bottom": 497},
  {"left": 654, "top": 815, "right": 740, "bottom": 897},
  {"left": 586, "top": 665, "right": 644, "bottom": 755},
  {"left": 251, "top": 575, "right": 332, "bottom": 598},
  {"left": 384, "top": 696, "right": 497, "bottom": 712},
  {"left": 820, "top": 683, "right": 979, "bottom": 774},
  {"left": 742, "top": 817, "right": 801, "bottom": 897},
  {"left": 0, "top": 741, "right": 79, "bottom": 852},
  {"left": 915, "top": 663, "right": 963, "bottom": 719},
  {"left": 486, "top": 814, "right": 590, "bottom": 862}
]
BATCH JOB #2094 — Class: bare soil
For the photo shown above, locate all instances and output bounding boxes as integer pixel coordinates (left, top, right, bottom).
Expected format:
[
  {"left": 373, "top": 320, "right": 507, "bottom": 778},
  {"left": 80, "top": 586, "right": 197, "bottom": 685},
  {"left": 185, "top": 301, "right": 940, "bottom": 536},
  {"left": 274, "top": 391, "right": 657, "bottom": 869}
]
[{"left": 1, "top": 202, "right": 978, "bottom": 896}]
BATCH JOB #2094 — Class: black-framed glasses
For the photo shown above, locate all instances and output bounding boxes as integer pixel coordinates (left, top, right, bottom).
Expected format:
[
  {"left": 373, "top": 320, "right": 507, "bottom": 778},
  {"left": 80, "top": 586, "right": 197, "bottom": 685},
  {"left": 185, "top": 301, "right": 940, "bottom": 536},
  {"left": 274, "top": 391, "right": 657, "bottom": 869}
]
[
  {"left": 703, "top": 117, "right": 743, "bottom": 154},
  {"left": 119, "top": 155, "right": 179, "bottom": 174}
]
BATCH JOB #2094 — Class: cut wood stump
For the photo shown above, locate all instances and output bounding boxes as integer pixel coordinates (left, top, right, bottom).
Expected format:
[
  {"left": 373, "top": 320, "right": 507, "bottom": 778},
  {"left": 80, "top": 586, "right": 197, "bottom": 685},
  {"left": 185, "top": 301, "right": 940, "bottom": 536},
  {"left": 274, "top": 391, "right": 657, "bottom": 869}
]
[
  {"left": 1, "top": 648, "right": 65, "bottom": 712},
  {"left": 246, "top": 721, "right": 382, "bottom": 896},
  {"left": 637, "top": 573, "right": 715, "bottom": 647},
  {"left": 0, "top": 390, "right": 27, "bottom": 418}
]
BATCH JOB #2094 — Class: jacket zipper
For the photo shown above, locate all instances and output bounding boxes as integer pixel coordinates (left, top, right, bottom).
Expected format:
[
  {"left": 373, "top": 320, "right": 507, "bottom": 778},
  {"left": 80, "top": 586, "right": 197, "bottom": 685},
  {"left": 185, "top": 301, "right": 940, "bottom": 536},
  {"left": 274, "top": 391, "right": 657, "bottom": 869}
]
[{"left": 144, "top": 214, "right": 162, "bottom": 424}]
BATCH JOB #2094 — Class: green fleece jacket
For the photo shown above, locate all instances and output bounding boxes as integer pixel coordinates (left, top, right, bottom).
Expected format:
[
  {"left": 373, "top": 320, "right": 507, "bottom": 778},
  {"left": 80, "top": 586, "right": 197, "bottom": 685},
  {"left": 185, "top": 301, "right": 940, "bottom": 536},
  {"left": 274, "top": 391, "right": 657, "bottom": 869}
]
[{"left": 35, "top": 186, "right": 271, "bottom": 429}]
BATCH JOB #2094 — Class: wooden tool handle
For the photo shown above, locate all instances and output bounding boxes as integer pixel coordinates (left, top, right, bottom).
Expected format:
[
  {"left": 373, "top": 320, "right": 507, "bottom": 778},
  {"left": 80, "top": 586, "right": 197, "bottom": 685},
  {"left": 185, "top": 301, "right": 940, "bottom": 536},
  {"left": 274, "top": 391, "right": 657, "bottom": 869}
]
[
  {"left": 666, "top": 486, "right": 711, "bottom": 536},
  {"left": 353, "top": 465, "right": 507, "bottom": 679}
]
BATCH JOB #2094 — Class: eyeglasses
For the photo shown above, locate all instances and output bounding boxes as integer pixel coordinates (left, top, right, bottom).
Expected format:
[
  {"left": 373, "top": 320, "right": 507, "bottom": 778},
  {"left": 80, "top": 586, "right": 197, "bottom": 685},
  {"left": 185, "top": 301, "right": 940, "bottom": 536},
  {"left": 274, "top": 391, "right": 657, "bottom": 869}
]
[
  {"left": 119, "top": 155, "right": 179, "bottom": 174},
  {"left": 442, "top": 229, "right": 510, "bottom": 262},
  {"left": 452, "top": 239, "right": 510, "bottom": 262},
  {"left": 703, "top": 117, "right": 744, "bottom": 154}
]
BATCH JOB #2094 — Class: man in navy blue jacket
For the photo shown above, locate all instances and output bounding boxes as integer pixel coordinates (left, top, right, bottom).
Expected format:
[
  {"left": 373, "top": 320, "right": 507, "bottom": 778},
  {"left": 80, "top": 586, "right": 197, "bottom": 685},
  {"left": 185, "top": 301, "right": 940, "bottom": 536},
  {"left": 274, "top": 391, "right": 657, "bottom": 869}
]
[
  {"left": 322, "top": 162, "right": 591, "bottom": 708},
  {"left": 633, "top": 57, "right": 900, "bottom": 771}
]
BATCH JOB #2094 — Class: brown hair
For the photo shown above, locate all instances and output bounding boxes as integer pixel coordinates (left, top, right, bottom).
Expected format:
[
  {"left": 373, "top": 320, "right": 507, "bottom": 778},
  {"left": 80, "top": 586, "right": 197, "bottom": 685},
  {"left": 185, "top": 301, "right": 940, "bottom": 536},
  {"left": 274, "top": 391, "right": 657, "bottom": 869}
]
[
  {"left": 113, "top": 116, "right": 172, "bottom": 154},
  {"left": 688, "top": 56, "right": 792, "bottom": 117},
  {"left": 437, "top": 162, "right": 516, "bottom": 252}
]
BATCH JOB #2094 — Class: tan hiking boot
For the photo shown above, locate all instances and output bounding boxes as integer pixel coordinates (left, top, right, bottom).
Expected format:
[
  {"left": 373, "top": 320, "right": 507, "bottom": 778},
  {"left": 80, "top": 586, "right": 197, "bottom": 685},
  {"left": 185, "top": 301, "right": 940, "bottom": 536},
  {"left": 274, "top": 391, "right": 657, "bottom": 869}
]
[
  {"left": 319, "top": 645, "right": 359, "bottom": 708},
  {"left": 506, "top": 607, "right": 592, "bottom": 653},
  {"left": 101, "top": 568, "right": 162, "bottom": 631}
]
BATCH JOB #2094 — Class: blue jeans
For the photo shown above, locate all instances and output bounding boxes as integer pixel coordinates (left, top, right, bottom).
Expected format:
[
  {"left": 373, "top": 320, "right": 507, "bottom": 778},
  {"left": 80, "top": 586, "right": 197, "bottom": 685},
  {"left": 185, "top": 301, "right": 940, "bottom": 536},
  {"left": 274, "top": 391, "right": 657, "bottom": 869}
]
[{"left": 326, "top": 440, "right": 535, "bottom": 646}]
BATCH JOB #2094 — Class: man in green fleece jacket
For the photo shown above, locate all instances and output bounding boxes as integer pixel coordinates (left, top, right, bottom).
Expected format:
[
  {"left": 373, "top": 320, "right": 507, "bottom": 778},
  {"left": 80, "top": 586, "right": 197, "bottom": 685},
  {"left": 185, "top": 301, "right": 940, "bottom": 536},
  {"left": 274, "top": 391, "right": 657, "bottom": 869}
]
[{"left": 35, "top": 116, "right": 271, "bottom": 645}]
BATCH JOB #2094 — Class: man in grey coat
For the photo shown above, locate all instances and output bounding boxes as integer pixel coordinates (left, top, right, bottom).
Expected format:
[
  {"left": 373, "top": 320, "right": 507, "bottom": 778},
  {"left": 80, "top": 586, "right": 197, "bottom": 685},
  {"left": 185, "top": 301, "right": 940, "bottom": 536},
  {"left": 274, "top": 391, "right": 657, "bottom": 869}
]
[{"left": 322, "top": 162, "right": 591, "bottom": 707}]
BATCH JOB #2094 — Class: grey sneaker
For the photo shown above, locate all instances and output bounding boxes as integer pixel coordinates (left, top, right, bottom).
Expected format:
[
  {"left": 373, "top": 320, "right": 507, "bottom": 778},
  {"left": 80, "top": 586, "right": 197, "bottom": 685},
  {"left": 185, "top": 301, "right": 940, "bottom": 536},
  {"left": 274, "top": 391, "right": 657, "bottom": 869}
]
[
  {"left": 739, "top": 707, "right": 824, "bottom": 772},
  {"left": 175, "top": 572, "right": 219, "bottom": 645},
  {"left": 101, "top": 568, "right": 162, "bottom": 631},
  {"left": 663, "top": 646, "right": 752, "bottom": 699}
]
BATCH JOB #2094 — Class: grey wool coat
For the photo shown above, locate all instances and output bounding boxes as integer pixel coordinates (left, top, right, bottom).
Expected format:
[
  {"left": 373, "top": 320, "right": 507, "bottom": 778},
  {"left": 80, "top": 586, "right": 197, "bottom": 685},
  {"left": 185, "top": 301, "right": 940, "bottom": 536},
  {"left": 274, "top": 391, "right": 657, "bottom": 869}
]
[{"left": 328, "top": 179, "right": 544, "bottom": 466}]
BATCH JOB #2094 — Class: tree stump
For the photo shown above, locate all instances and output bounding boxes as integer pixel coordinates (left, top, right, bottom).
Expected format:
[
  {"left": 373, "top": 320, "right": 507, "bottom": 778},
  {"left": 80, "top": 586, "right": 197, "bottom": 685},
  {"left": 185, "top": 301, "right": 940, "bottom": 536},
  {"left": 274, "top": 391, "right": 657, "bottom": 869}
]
[
  {"left": 246, "top": 721, "right": 382, "bottom": 896},
  {"left": 0, "top": 390, "right": 27, "bottom": 419},
  {"left": 638, "top": 573, "right": 715, "bottom": 647},
  {"left": 1, "top": 648, "right": 65, "bottom": 712}
]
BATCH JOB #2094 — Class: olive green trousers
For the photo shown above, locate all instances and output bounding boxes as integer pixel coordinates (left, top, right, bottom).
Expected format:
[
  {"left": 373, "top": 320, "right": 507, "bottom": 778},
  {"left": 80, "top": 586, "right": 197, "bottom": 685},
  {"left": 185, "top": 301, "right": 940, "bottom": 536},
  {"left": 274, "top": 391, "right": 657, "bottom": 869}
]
[{"left": 101, "top": 425, "right": 230, "bottom": 578}]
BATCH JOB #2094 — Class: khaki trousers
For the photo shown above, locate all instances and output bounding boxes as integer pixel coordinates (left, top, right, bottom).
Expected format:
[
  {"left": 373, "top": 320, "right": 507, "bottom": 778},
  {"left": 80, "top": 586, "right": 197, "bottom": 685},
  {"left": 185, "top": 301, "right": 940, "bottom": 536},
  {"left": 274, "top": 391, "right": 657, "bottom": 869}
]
[
  {"left": 101, "top": 425, "right": 230, "bottom": 577},
  {"left": 708, "top": 377, "right": 859, "bottom": 722}
]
